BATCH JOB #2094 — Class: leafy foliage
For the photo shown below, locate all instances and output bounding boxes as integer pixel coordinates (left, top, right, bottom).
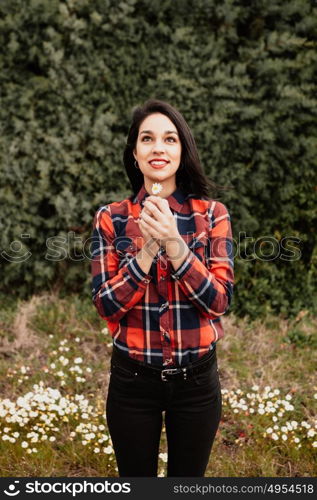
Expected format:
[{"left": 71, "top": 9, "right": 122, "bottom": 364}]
[{"left": 0, "top": 0, "right": 316, "bottom": 318}]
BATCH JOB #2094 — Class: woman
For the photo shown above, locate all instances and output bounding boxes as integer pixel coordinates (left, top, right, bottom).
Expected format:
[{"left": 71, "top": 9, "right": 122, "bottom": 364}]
[{"left": 91, "top": 99, "right": 234, "bottom": 477}]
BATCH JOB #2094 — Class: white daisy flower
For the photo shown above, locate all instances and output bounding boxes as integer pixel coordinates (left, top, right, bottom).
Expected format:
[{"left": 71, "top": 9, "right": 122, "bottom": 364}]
[
  {"left": 103, "top": 445, "right": 113, "bottom": 454},
  {"left": 151, "top": 183, "right": 163, "bottom": 195},
  {"left": 159, "top": 452, "right": 168, "bottom": 463}
]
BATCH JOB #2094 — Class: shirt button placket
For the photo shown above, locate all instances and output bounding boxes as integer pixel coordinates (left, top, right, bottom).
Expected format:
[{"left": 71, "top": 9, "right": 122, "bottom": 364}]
[
  {"left": 158, "top": 257, "right": 173, "bottom": 365},
  {"left": 160, "top": 309, "right": 172, "bottom": 365}
]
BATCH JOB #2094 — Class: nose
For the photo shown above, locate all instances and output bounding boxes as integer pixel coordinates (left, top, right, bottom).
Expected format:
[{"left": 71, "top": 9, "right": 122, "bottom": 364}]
[{"left": 151, "top": 139, "right": 165, "bottom": 154}]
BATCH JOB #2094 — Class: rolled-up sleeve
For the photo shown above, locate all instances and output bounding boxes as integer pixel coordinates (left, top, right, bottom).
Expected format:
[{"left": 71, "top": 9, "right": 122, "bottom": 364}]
[
  {"left": 170, "top": 201, "right": 234, "bottom": 318},
  {"left": 91, "top": 205, "right": 152, "bottom": 325}
]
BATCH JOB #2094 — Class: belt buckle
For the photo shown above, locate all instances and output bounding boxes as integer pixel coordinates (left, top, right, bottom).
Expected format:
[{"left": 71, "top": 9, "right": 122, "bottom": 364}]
[
  {"left": 161, "top": 367, "right": 187, "bottom": 382},
  {"left": 161, "top": 368, "right": 179, "bottom": 382}
]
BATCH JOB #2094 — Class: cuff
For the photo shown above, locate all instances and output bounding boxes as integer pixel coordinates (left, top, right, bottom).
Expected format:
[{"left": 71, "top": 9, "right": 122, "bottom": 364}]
[
  {"left": 126, "top": 256, "right": 153, "bottom": 286},
  {"left": 170, "top": 250, "right": 195, "bottom": 281}
]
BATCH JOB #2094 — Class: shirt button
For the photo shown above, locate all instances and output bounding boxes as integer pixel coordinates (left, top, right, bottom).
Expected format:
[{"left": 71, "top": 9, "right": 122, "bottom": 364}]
[{"left": 161, "top": 276, "right": 166, "bottom": 281}]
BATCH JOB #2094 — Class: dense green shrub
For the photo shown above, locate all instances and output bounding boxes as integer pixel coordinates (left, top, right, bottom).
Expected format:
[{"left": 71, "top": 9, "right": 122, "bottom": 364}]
[{"left": 0, "top": 0, "right": 316, "bottom": 319}]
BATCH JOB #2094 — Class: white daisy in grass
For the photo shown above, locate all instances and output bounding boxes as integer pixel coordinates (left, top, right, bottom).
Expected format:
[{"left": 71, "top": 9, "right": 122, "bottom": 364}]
[
  {"left": 103, "top": 445, "right": 113, "bottom": 454},
  {"left": 151, "top": 183, "right": 163, "bottom": 195},
  {"left": 159, "top": 452, "right": 168, "bottom": 463}
]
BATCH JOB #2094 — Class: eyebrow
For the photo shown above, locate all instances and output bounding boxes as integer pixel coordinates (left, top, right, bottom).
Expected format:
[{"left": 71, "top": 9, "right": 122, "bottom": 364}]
[{"left": 140, "top": 130, "right": 179, "bottom": 135}]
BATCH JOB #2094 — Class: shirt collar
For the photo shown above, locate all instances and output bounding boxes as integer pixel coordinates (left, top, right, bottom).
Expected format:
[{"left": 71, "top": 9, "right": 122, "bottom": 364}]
[{"left": 133, "top": 183, "right": 187, "bottom": 212}]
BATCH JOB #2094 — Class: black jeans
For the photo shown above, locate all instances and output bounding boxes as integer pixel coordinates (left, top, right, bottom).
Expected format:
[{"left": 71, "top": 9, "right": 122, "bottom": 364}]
[{"left": 106, "top": 346, "right": 222, "bottom": 477}]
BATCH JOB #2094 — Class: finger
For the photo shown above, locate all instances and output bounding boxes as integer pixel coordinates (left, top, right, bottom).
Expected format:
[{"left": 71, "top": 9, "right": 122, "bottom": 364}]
[
  {"left": 139, "top": 217, "right": 153, "bottom": 232},
  {"left": 141, "top": 211, "right": 162, "bottom": 231},
  {"left": 143, "top": 201, "right": 164, "bottom": 220},
  {"left": 139, "top": 219, "right": 150, "bottom": 236},
  {"left": 146, "top": 195, "right": 163, "bottom": 204},
  {"left": 139, "top": 219, "right": 160, "bottom": 240},
  {"left": 144, "top": 198, "right": 166, "bottom": 214},
  {"left": 146, "top": 196, "right": 170, "bottom": 215}
]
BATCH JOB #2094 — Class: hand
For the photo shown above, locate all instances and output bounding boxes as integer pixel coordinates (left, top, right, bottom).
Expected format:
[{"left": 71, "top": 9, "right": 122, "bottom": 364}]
[
  {"left": 137, "top": 205, "right": 160, "bottom": 255},
  {"left": 139, "top": 196, "right": 180, "bottom": 248}
]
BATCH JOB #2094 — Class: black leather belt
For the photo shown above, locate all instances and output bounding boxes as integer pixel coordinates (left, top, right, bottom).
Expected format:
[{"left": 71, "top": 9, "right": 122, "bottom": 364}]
[{"left": 111, "top": 345, "right": 216, "bottom": 382}]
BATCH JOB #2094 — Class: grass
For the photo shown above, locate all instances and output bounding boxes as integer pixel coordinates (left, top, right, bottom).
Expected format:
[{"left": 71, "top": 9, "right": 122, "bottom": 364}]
[{"left": 0, "top": 292, "right": 316, "bottom": 477}]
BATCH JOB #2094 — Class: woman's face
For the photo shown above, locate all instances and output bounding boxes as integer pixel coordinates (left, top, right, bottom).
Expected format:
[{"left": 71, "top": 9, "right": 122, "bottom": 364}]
[{"left": 133, "top": 112, "right": 182, "bottom": 193}]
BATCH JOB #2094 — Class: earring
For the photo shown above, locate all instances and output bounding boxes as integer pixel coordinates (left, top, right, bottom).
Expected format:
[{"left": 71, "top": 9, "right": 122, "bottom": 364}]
[{"left": 134, "top": 160, "right": 139, "bottom": 169}]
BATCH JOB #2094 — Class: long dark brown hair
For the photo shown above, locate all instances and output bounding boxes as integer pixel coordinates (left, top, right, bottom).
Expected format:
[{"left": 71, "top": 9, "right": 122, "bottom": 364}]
[{"left": 123, "top": 99, "right": 223, "bottom": 199}]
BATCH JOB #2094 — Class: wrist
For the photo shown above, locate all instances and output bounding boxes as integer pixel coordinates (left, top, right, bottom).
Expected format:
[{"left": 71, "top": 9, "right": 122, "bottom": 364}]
[
  {"left": 144, "top": 238, "right": 160, "bottom": 256},
  {"left": 165, "top": 235, "right": 189, "bottom": 259},
  {"left": 161, "top": 231, "right": 181, "bottom": 247}
]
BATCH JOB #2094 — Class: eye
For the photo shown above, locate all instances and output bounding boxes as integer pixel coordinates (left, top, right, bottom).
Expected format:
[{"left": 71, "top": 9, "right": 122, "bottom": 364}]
[{"left": 141, "top": 136, "right": 177, "bottom": 142}]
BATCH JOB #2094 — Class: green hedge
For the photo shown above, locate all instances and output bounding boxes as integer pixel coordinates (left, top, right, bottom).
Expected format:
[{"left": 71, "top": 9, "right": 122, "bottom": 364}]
[{"left": 0, "top": 0, "right": 316, "bottom": 319}]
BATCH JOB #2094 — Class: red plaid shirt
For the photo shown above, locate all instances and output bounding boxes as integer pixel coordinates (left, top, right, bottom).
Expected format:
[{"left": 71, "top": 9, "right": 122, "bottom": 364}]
[{"left": 91, "top": 183, "right": 234, "bottom": 367}]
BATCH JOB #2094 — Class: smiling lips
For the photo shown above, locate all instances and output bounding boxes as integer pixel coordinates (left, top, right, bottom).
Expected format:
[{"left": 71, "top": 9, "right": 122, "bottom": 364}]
[{"left": 149, "top": 159, "right": 169, "bottom": 169}]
